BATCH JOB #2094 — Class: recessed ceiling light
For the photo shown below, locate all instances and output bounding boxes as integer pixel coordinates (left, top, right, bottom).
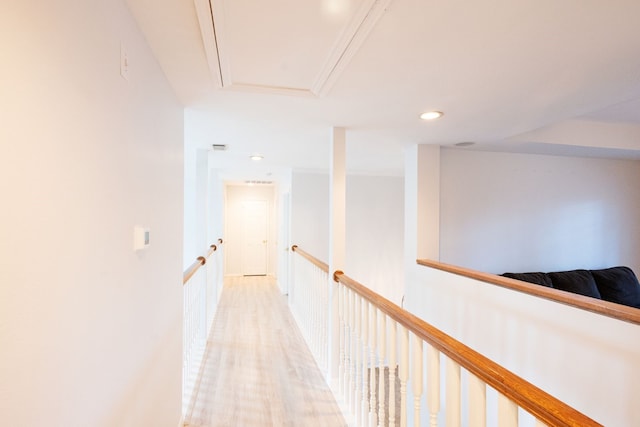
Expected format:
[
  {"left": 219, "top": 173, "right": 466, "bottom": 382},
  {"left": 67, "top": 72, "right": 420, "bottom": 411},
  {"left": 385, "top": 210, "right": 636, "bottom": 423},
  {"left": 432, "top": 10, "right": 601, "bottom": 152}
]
[
  {"left": 420, "top": 111, "right": 444, "bottom": 121},
  {"left": 250, "top": 154, "right": 263, "bottom": 161}
]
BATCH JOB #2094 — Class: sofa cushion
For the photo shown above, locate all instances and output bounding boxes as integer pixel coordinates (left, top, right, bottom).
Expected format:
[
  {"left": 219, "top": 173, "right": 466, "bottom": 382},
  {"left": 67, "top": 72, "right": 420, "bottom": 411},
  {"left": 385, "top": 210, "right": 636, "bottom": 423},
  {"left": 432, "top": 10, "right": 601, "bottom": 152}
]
[
  {"left": 501, "top": 272, "right": 553, "bottom": 288},
  {"left": 548, "top": 269, "right": 601, "bottom": 299},
  {"left": 590, "top": 266, "right": 640, "bottom": 308}
]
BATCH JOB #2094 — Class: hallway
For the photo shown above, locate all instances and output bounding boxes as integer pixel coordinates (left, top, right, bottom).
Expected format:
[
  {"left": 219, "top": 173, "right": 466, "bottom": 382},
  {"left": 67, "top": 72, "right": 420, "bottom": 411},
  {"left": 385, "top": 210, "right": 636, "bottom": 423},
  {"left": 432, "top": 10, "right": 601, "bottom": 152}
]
[{"left": 183, "top": 276, "right": 346, "bottom": 426}]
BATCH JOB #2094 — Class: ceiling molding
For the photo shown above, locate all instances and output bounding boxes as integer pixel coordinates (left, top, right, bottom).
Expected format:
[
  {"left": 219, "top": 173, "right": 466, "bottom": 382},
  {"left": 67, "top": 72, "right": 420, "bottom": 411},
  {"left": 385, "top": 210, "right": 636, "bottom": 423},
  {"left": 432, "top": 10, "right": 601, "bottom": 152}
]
[
  {"left": 311, "top": 0, "right": 393, "bottom": 97},
  {"left": 221, "top": 82, "right": 315, "bottom": 97},
  {"left": 194, "top": 0, "right": 392, "bottom": 97},
  {"left": 193, "top": 0, "right": 222, "bottom": 88}
]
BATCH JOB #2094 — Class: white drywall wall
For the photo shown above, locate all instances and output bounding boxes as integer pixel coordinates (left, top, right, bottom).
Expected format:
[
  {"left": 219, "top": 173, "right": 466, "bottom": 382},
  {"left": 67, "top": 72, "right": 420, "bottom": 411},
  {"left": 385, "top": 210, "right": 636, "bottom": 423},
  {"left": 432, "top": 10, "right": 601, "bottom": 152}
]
[
  {"left": 406, "top": 265, "right": 640, "bottom": 426},
  {"left": 440, "top": 149, "right": 640, "bottom": 274},
  {"left": 291, "top": 172, "right": 404, "bottom": 303},
  {"left": 183, "top": 148, "right": 209, "bottom": 269},
  {"left": 347, "top": 175, "right": 404, "bottom": 304},
  {"left": 291, "top": 172, "right": 331, "bottom": 262},
  {"left": 0, "top": 1, "right": 184, "bottom": 425}
]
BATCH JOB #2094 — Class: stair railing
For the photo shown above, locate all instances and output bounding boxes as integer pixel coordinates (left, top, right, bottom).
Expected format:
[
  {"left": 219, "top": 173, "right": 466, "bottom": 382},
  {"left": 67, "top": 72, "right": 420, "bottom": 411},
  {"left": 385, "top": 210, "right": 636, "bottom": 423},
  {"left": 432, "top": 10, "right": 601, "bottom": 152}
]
[
  {"left": 292, "top": 245, "right": 602, "bottom": 427},
  {"left": 290, "top": 245, "right": 330, "bottom": 373},
  {"left": 182, "top": 238, "right": 224, "bottom": 415}
]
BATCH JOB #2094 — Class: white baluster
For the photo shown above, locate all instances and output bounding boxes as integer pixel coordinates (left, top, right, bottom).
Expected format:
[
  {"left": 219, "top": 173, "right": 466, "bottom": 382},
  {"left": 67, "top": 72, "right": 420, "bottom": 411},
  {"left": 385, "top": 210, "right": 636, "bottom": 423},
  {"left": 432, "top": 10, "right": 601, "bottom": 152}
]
[
  {"left": 344, "top": 287, "right": 352, "bottom": 403},
  {"left": 389, "top": 319, "right": 397, "bottom": 427},
  {"left": 399, "top": 326, "right": 409, "bottom": 427},
  {"left": 446, "top": 358, "right": 461, "bottom": 427},
  {"left": 535, "top": 419, "right": 547, "bottom": 427},
  {"left": 338, "top": 282, "right": 345, "bottom": 396},
  {"left": 318, "top": 270, "right": 322, "bottom": 363},
  {"left": 361, "top": 300, "right": 370, "bottom": 425},
  {"left": 355, "top": 295, "right": 362, "bottom": 424},
  {"left": 313, "top": 266, "right": 319, "bottom": 358},
  {"left": 427, "top": 345, "right": 440, "bottom": 427},
  {"left": 412, "top": 334, "right": 423, "bottom": 427},
  {"left": 351, "top": 291, "right": 359, "bottom": 416},
  {"left": 369, "top": 306, "right": 378, "bottom": 427},
  {"left": 309, "top": 263, "right": 314, "bottom": 345},
  {"left": 498, "top": 393, "right": 518, "bottom": 427},
  {"left": 322, "top": 269, "right": 328, "bottom": 369},
  {"left": 321, "top": 269, "right": 328, "bottom": 370},
  {"left": 378, "top": 313, "right": 386, "bottom": 427},
  {"left": 468, "top": 373, "right": 486, "bottom": 427}
]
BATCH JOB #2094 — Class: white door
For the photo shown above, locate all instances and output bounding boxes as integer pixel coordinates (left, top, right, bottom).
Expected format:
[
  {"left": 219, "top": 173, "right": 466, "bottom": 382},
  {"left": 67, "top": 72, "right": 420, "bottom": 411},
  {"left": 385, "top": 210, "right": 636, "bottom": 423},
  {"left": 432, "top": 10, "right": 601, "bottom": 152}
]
[{"left": 242, "top": 200, "right": 268, "bottom": 276}]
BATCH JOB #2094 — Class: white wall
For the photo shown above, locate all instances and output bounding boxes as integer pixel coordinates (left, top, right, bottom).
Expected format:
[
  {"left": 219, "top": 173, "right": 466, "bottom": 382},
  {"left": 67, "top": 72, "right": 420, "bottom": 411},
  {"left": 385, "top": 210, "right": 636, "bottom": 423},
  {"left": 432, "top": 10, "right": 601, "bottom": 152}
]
[
  {"left": 440, "top": 149, "right": 640, "bottom": 274},
  {"left": 277, "top": 172, "right": 293, "bottom": 294},
  {"left": 291, "top": 172, "right": 330, "bottom": 262},
  {"left": 208, "top": 168, "right": 225, "bottom": 247},
  {"left": 224, "top": 185, "right": 277, "bottom": 276},
  {"left": 183, "top": 148, "right": 209, "bottom": 269},
  {"left": 346, "top": 175, "right": 404, "bottom": 303},
  {"left": 0, "top": 2, "right": 184, "bottom": 426},
  {"left": 406, "top": 265, "right": 640, "bottom": 426}
]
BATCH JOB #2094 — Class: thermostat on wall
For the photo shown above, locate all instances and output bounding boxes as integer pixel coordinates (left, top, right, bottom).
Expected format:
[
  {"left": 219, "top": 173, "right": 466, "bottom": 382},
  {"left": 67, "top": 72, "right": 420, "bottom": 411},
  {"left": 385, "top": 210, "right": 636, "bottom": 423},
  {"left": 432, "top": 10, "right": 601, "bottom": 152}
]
[{"left": 134, "top": 226, "right": 150, "bottom": 251}]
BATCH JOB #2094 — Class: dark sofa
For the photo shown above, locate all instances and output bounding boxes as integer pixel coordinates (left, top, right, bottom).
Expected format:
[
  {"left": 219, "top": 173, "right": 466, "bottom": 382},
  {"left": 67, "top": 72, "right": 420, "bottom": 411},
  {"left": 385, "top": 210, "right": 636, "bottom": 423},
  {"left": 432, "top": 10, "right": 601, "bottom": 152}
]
[{"left": 501, "top": 266, "right": 640, "bottom": 309}]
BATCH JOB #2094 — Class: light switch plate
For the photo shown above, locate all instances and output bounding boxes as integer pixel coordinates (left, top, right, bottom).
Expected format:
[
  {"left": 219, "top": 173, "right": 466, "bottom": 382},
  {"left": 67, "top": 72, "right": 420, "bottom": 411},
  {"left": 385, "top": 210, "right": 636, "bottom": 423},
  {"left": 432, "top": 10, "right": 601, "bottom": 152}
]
[{"left": 134, "top": 226, "right": 149, "bottom": 250}]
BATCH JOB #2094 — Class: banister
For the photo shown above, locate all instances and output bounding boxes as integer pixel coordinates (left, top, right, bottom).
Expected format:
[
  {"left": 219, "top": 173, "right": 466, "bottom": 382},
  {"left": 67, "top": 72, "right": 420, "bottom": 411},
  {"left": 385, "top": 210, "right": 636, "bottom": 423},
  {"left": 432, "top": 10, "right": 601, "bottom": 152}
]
[
  {"left": 333, "top": 270, "right": 602, "bottom": 426},
  {"left": 291, "top": 245, "right": 329, "bottom": 273},
  {"left": 183, "top": 256, "right": 206, "bottom": 285},
  {"left": 182, "top": 239, "right": 224, "bottom": 285},
  {"left": 207, "top": 244, "right": 217, "bottom": 257},
  {"left": 417, "top": 259, "right": 640, "bottom": 326}
]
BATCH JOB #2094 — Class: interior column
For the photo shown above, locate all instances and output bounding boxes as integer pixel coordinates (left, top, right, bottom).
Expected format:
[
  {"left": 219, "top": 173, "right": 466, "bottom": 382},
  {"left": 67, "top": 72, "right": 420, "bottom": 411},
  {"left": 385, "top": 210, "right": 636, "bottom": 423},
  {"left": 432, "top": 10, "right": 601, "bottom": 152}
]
[
  {"left": 328, "top": 126, "right": 346, "bottom": 386},
  {"left": 404, "top": 144, "right": 440, "bottom": 273}
]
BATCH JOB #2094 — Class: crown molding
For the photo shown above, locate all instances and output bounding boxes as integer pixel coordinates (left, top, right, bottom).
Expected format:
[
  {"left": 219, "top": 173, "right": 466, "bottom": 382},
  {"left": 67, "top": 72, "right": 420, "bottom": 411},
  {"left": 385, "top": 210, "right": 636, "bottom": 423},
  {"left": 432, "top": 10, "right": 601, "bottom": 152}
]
[
  {"left": 311, "top": 0, "right": 393, "bottom": 97},
  {"left": 194, "top": 0, "right": 392, "bottom": 97}
]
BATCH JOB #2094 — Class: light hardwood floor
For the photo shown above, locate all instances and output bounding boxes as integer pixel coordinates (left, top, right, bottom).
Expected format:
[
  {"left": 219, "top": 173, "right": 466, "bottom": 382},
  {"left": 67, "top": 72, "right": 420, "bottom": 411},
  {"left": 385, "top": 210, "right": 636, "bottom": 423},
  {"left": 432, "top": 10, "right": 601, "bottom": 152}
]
[{"left": 184, "top": 276, "right": 346, "bottom": 427}]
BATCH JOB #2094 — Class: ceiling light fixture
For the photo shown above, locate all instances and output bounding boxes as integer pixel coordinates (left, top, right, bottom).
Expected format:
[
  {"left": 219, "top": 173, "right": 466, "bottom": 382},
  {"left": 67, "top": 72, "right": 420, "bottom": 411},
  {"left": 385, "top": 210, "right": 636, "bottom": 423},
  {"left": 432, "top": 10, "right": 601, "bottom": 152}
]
[
  {"left": 420, "top": 111, "right": 444, "bottom": 121},
  {"left": 250, "top": 154, "right": 263, "bottom": 161}
]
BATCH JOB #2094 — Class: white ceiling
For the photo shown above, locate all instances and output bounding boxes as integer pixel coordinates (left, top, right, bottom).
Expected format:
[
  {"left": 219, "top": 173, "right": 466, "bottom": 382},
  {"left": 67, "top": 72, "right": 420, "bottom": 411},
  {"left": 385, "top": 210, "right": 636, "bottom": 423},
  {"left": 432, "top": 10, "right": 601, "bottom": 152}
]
[{"left": 126, "top": 0, "right": 640, "bottom": 179}]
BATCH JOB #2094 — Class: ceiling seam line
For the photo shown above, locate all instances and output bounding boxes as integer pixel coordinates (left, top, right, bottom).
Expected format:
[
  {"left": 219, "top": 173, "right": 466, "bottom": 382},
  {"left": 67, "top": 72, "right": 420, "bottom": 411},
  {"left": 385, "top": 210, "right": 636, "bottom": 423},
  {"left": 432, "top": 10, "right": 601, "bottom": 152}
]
[
  {"left": 208, "top": 0, "right": 224, "bottom": 87},
  {"left": 320, "top": 0, "right": 382, "bottom": 95}
]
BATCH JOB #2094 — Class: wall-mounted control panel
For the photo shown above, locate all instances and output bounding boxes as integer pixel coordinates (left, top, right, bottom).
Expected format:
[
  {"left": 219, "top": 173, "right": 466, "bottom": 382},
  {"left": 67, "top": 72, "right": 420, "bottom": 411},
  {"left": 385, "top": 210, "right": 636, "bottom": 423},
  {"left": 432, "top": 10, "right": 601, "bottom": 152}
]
[{"left": 134, "top": 226, "right": 150, "bottom": 251}]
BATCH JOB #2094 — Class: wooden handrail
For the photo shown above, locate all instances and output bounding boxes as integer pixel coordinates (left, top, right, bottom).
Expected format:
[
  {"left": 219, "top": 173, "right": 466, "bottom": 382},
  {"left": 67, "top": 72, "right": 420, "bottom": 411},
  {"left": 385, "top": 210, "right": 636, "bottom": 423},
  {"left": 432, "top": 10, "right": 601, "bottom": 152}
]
[
  {"left": 182, "top": 239, "right": 224, "bottom": 285},
  {"left": 417, "top": 259, "right": 640, "bottom": 326},
  {"left": 207, "top": 244, "right": 217, "bottom": 257},
  {"left": 291, "top": 245, "right": 329, "bottom": 273},
  {"left": 183, "top": 256, "right": 206, "bottom": 285},
  {"left": 334, "top": 271, "right": 602, "bottom": 426}
]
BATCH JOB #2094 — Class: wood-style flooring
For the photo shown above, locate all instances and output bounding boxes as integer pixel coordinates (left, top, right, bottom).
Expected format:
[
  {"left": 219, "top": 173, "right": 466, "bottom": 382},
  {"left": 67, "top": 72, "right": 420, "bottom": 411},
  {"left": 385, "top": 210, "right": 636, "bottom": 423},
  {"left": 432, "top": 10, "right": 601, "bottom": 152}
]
[{"left": 183, "top": 276, "right": 346, "bottom": 427}]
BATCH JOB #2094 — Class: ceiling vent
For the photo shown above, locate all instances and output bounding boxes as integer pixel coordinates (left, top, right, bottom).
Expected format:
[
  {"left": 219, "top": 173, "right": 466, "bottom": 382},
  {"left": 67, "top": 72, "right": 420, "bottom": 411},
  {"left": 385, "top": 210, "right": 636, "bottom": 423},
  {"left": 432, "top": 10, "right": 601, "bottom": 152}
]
[{"left": 212, "top": 144, "right": 228, "bottom": 151}]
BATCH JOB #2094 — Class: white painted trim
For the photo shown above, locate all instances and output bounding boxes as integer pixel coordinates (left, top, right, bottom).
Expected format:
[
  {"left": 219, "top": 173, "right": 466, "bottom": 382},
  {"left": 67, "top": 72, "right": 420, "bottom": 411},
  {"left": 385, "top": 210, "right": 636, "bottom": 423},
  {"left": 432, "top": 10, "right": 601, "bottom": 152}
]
[
  {"left": 193, "top": 0, "right": 223, "bottom": 88},
  {"left": 311, "top": 0, "right": 394, "bottom": 96},
  {"left": 195, "top": 0, "right": 392, "bottom": 97},
  {"left": 222, "top": 82, "right": 315, "bottom": 97},
  {"left": 209, "top": 0, "right": 232, "bottom": 86}
]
